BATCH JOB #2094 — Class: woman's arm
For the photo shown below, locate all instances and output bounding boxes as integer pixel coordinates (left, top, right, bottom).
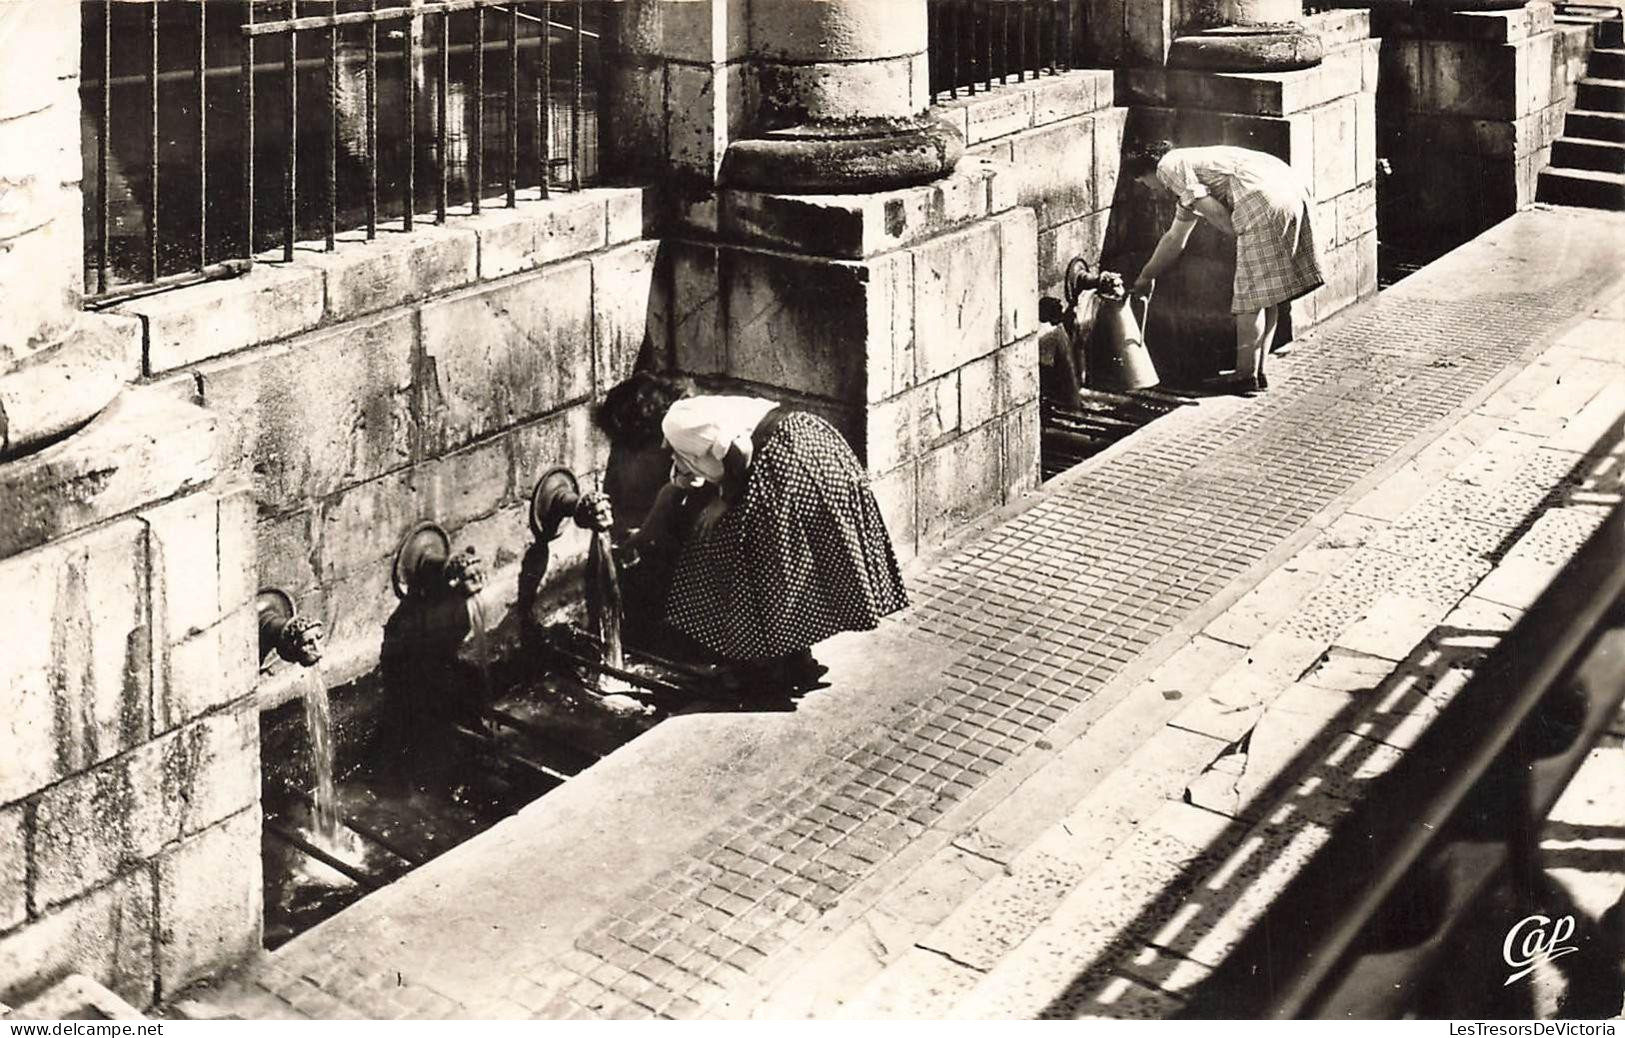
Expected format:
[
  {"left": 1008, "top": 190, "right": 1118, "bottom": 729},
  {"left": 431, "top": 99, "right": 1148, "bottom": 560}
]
[
  {"left": 1190, "top": 196, "right": 1235, "bottom": 235},
  {"left": 1133, "top": 214, "right": 1199, "bottom": 291},
  {"left": 719, "top": 439, "right": 750, "bottom": 507}
]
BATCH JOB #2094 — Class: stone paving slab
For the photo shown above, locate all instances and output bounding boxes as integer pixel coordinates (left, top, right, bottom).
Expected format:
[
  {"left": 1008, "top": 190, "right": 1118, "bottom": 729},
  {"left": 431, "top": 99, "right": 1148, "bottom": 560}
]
[{"left": 201, "top": 208, "right": 1624, "bottom": 1020}]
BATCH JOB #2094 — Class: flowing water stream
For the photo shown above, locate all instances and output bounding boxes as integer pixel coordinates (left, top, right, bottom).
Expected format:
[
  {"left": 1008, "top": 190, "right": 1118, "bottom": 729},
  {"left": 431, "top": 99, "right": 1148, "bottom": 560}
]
[
  {"left": 586, "top": 530, "right": 634, "bottom": 695},
  {"left": 298, "top": 665, "right": 340, "bottom": 841}
]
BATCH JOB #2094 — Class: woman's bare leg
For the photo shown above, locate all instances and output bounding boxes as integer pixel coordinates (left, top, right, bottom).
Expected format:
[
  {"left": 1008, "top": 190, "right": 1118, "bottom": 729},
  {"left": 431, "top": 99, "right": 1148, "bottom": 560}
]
[
  {"left": 1259, "top": 304, "right": 1282, "bottom": 380},
  {"left": 1234, "top": 308, "right": 1268, "bottom": 380}
]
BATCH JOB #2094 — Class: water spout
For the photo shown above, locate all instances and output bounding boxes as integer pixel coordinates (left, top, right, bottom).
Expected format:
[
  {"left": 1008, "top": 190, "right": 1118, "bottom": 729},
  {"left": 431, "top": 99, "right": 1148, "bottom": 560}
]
[{"left": 257, "top": 588, "right": 325, "bottom": 668}]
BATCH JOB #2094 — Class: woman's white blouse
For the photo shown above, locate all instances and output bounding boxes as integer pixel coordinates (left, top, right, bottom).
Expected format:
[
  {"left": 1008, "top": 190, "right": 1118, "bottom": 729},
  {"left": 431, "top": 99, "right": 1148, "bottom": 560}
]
[{"left": 661, "top": 394, "right": 779, "bottom": 484}]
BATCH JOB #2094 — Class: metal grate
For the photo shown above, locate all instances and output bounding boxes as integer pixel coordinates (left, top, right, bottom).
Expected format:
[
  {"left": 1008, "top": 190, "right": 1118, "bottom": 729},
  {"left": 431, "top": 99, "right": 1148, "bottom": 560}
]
[
  {"left": 926, "top": 0, "right": 1078, "bottom": 103},
  {"left": 80, "top": 0, "right": 607, "bottom": 306}
]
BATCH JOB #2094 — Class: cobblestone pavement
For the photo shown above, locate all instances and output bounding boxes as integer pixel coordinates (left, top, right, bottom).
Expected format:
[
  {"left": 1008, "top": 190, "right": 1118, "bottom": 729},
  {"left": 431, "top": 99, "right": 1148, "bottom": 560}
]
[{"left": 210, "top": 207, "right": 1625, "bottom": 1020}]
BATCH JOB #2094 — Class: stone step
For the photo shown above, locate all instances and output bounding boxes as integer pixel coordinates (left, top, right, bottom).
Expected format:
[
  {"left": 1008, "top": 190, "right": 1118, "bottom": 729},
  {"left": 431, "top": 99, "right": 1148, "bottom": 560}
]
[
  {"left": 1557, "top": 12, "right": 1624, "bottom": 48},
  {"left": 1536, "top": 165, "right": 1625, "bottom": 209},
  {"left": 1568, "top": 109, "right": 1625, "bottom": 141},
  {"left": 1576, "top": 76, "right": 1625, "bottom": 111},
  {"left": 1553, "top": 135, "right": 1625, "bottom": 172},
  {"left": 1590, "top": 47, "right": 1625, "bottom": 79}
]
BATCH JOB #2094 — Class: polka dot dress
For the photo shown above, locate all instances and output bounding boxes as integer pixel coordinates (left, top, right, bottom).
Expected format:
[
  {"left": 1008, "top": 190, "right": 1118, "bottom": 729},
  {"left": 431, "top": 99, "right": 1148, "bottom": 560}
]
[{"left": 664, "top": 411, "right": 909, "bottom": 660}]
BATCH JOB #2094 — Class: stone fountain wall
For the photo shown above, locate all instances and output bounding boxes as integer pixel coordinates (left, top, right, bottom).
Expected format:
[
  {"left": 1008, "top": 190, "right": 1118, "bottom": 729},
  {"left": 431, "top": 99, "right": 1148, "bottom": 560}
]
[{"left": 112, "top": 191, "right": 666, "bottom": 696}]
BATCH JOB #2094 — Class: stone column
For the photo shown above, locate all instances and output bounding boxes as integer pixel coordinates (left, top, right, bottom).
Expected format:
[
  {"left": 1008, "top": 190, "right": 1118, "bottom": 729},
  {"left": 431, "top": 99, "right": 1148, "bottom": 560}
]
[
  {"left": 605, "top": 0, "right": 961, "bottom": 195},
  {"left": 722, "top": 0, "right": 961, "bottom": 193},
  {"left": 663, "top": 0, "right": 1039, "bottom": 560},
  {"left": 0, "top": 0, "right": 134, "bottom": 460}
]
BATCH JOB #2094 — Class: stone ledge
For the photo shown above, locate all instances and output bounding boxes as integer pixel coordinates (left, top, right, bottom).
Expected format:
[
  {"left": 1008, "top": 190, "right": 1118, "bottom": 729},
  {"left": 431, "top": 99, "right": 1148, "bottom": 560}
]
[
  {"left": 117, "top": 187, "right": 654, "bottom": 374},
  {"left": 1373, "top": 0, "right": 1556, "bottom": 43},
  {"left": 932, "top": 69, "right": 1116, "bottom": 146},
  {"left": 718, "top": 159, "right": 1014, "bottom": 259},
  {"left": 1123, "top": 38, "right": 1376, "bottom": 118},
  {"left": 1306, "top": 8, "right": 1373, "bottom": 50},
  {"left": 0, "top": 386, "right": 220, "bottom": 562}
]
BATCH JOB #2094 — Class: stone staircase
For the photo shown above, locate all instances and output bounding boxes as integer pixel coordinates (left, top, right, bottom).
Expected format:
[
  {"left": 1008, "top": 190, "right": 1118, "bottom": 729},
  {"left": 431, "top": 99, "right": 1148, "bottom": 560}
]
[{"left": 1540, "top": 8, "right": 1625, "bottom": 209}]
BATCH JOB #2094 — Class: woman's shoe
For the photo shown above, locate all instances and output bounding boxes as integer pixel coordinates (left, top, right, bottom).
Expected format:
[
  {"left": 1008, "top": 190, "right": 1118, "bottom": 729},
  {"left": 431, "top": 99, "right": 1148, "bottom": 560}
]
[
  {"left": 1205, "top": 372, "right": 1264, "bottom": 397},
  {"left": 1257, "top": 371, "right": 1269, "bottom": 391}
]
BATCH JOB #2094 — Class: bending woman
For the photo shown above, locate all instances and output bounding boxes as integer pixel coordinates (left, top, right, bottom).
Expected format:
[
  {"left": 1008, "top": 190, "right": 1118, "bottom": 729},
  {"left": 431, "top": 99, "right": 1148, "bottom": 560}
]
[
  {"left": 586, "top": 373, "right": 909, "bottom": 678},
  {"left": 1127, "top": 140, "right": 1324, "bottom": 394}
]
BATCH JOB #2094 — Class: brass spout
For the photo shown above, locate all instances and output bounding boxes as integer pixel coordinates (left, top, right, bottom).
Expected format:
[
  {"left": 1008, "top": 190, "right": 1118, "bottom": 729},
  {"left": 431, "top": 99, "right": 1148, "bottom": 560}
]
[
  {"left": 391, "top": 520, "right": 485, "bottom": 600},
  {"left": 256, "top": 588, "right": 325, "bottom": 667}
]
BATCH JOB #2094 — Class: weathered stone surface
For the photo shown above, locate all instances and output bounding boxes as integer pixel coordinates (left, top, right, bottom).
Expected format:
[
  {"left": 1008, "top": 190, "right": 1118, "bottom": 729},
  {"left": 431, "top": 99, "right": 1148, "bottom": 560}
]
[
  {"left": 864, "top": 251, "right": 917, "bottom": 405},
  {"left": 718, "top": 166, "right": 996, "bottom": 259},
  {"left": 29, "top": 707, "right": 255, "bottom": 912},
  {"left": 0, "top": 518, "right": 151, "bottom": 805},
  {"left": 725, "top": 250, "right": 874, "bottom": 403},
  {"left": 307, "top": 226, "right": 477, "bottom": 323},
  {"left": 1, "top": 803, "right": 25, "bottom": 930},
  {"left": 155, "top": 810, "right": 261, "bottom": 998},
  {"left": 747, "top": 0, "right": 926, "bottom": 63},
  {"left": 667, "top": 62, "right": 727, "bottom": 178},
  {"left": 869, "top": 463, "right": 918, "bottom": 563},
  {"left": 1039, "top": 212, "right": 1110, "bottom": 300},
  {"left": 0, "top": 388, "right": 219, "bottom": 562},
  {"left": 419, "top": 262, "right": 595, "bottom": 452},
  {"left": 217, "top": 489, "right": 257, "bottom": 615},
  {"left": 318, "top": 437, "right": 509, "bottom": 585},
  {"left": 469, "top": 193, "right": 610, "bottom": 281},
  {"left": 919, "top": 419, "right": 1004, "bottom": 545},
  {"left": 592, "top": 240, "right": 664, "bottom": 392},
  {"left": 998, "top": 207, "right": 1040, "bottom": 346},
  {"left": 196, "top": 311, "right": 417, "bottom": 508},
  {"left": 143, "top": 492, "right": 220, "bottom": 643},
  {"left": 0, "top": 869, "right": 155, "bottom": 1010},
  {"left": 157, "top": 604, "right": 257, "bottom": 734},
  {"left": 966, "top": 89, "right": 1036, "bottom": 146},
  {"left": 120, "top": 261, "right": 325, "bottom": 375},
  {"left": 1003, "top": 398, "right": 1041, "bottom": 501},
  {"left": 509, "top": 404, "right": 604, "bottom": 505},
  {"left": 1009, "top": 118, "right": 1098, "bottom": 229},
  {"left": 754, "top": 56, "right": 921, "bottom": 123},
  {"left": 671, "top": 243, "right": 725, "bottom": 374},
  {"left": 1311, "top": 96, "right": 1360, "bottom": 200},
  {"left": 1377, "top": 1, "right": 1555, "bottom": 44},
  {"left": 255, "top": 511, "right": 321, "bottom": 602},
  {"left": 913, "top": 220, "right": 1004, "bottom": 382},
  {"left": 0, "top": 313, "right": 140, "bottom": 462}
]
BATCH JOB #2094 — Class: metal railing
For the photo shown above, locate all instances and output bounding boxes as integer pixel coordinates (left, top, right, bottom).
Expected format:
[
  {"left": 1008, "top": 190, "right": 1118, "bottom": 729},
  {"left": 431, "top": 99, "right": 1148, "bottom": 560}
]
[
  {"left": 1175, "top": 501, "right": 1625, "bottom": 1018},
  {"left": 81, "top": 0, "right": 606, "bottom": 307},
  {"left": 926, "top": 0, "right": 1078, "bottom": 103}
]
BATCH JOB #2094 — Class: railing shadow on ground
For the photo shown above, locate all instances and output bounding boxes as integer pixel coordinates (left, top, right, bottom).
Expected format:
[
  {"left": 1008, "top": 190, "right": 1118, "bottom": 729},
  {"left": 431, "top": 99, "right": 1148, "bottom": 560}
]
[{"left": 1029, "top": 425, "right": 1625, "bottom": 1021}]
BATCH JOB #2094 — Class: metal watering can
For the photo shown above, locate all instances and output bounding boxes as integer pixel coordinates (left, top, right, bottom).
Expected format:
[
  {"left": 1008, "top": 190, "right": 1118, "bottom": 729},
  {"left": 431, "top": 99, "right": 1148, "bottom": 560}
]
[{"left": 1064, "top": 257, "right": 1160, "bottom": 393}]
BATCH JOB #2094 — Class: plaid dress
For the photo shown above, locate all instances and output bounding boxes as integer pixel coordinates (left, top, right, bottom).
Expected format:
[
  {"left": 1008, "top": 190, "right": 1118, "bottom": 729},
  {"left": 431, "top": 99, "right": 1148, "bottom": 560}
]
[
  {"left": 664, "top": 408, "right": 908, "bottom": 660},
  {"left": 1157, "top": 146, "right": 1325, "bottom": 313}
]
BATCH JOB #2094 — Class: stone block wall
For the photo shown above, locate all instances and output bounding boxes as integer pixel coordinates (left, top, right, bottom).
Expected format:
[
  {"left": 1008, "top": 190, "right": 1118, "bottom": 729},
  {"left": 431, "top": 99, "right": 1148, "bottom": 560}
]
[
  {"left": 114, "top": 189, "right": 665, "bottom": 693},
  {"left": 935, "top": 70, "right": 1126, "bottom": 304},
  {"left": 0, "top": 389, "right": 260, "bottom": 1010},
  {"left": 679, "top": 162, "right": 1039, "bottom": 561},
  {"left": 1117, "top": 10, "right": 1379, "bottom": 380},
  {"left": 1373, "top": 2, "right": 1592, "bottom": 259}
]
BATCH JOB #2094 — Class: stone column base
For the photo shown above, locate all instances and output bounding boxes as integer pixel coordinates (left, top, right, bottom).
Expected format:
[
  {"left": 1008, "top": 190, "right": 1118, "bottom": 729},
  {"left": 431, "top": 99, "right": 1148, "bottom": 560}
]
[
  {"left": 667, "top": 160, "right": 1040, "bottom": 560},
  {"left": 1117, "top": 10, "right": 1379, "bottom": 381},
  {"left": 1374, "top": 1, "right": 1591, "bottom": 262},
  {"left": 0, "top": 386, "right": 262, "bottom": 1009}
]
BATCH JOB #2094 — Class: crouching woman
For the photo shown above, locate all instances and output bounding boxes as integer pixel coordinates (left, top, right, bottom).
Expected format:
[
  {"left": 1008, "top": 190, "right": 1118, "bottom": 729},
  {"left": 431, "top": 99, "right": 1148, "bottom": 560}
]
[{"left": 585, "top": 373, "right": 909, "bottom": 681}]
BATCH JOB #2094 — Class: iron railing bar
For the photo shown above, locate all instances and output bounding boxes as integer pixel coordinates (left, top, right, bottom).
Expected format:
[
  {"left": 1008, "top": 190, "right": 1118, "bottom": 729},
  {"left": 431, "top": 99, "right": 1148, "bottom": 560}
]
[
  {"left": 326, "top": 19, "right": 338, "bottom": 250},
  {"left": 404, "top": 10, "right": 417, "bottom": 231},
  {"left": 97, "top": 0, "right": 110, "bottom": 293},
  {"left": 284, "top": 0, "right": 299, "bottom": 262},
  {"left": 540, "top": 0, "right": 552, "bottom": 197},
  {"left": 948, "top": 1, "right": 959, "bottom": 99},
  {"left": 1178, "top": 503, "right": 1625, "bottom": 1019},
  {"left": 570, "top": 0, "right": 582, "bottom": 191},
  {"left": 85, "top": 258, "right": 253, "bottom": 310},
  {"left": 195, "top": 0, "right": 207, "bottom": 269},
  {"left": 984, "top": 0, "right": 993, "bottom": 91},
  {"left": 437, "top": 10, "right": 449, "bottom": 223},
  {"left": 146, "top": 1, "right": 159, "bottom": 282},
  {"left": 1017, "top": 0, "right": 1027, "bottom": 81},
  {"left": 242, "top": 0, "right": 601, "bottom": 37},
  {"left": 508, "top": 3, "right": 519, "bottom": 207},
  {"left": 1061, "top": 0, "right": 1072, "bottom": 69},
  {"left": 242, "top": 0, "right": 256, "bottom": 260},
  {"left": 367, "top": 0, "right": 380, "bottom": 238},
  {"left": 473, "top": 5, "right": 485, "bottom": 212}
]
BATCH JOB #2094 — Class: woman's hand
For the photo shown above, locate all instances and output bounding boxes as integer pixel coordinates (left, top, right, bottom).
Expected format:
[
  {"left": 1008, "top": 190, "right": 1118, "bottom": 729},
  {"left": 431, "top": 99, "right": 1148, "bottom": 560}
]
[
  {"left": 693, "top": 497, "right": 729, "bottom": 537},
  {"left": 1130, "top": 276, "right": 1154, "bottom": 300},
  {"left": 575, "top": 491, "right": 615, "bottom": 532}
]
